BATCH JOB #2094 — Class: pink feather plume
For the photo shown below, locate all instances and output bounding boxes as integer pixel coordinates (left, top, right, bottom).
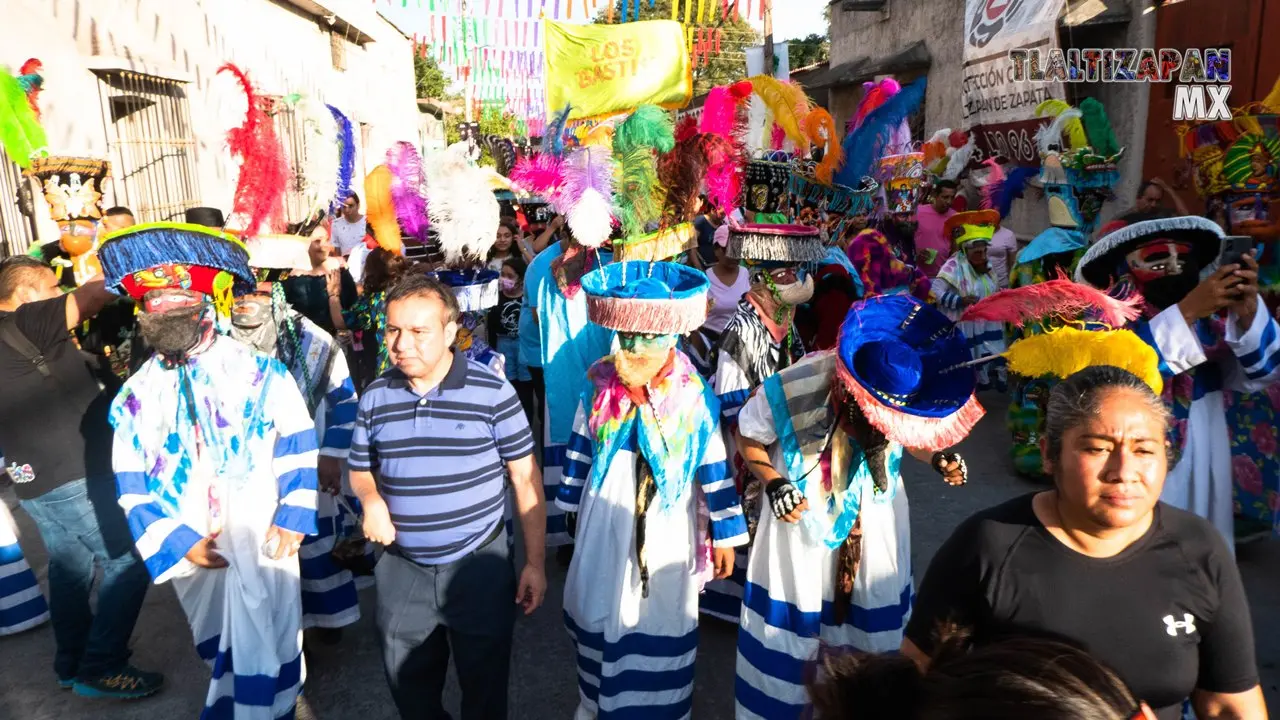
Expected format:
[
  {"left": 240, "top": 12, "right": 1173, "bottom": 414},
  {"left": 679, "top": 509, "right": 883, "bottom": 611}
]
[
  {"left": 219, "top": 64, "right": 287, "bottom": 239},
  {"left": 386, "top": 141, "right": 429, "bottom": 243},
  {"left": 510, "top": 153, "right": 565, "bottom": 197},
  {"left": 770, "top": 123, "right": 785, "bottom": 151},
  {"left": 960, "top": 275, "right": 1143, "bottom": 329},
  {"left": 699, "top": 84, "right": 749, "bottom": 214},
  {"left": 978, "top": 158, "right": 1006, "bottom": 211}
]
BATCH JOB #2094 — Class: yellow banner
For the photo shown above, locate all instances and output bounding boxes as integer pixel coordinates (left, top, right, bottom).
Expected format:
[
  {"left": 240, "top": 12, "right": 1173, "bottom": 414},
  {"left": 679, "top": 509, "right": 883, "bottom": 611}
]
[{"left": 544, "top": 19, "right": 692, "bottom": 122}]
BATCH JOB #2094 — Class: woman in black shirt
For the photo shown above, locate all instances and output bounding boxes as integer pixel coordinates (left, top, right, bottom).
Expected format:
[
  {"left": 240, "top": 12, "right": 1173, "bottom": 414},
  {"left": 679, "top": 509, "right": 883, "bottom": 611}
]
[
  {"left": 905, "top": 366, "right": 1265, "bottom": 720},
  {"left": 282, "top": 228, "right": 356, "bottom": 334}
]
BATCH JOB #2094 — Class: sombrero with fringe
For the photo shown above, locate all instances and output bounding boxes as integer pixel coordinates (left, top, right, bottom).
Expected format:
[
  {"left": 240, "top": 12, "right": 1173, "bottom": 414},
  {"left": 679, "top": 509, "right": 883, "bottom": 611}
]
[
  {"left": 99, "top": 222, "right": 253, "bottom": 296},
  {"left": 612, "top": 223, "right": 697, "bottom": 263},
  {"left": 943, "top": 209, "right": 999, "bottom": 250},
  {"left": 1074, "top": 215, "right": 1223, "bottom": 289},
  {"left": 728, "top": 224, "right": 825, "bottom": 264},
  {"left": 245, "top": 233, "right": 311, "bottom": 282},
  {"left": 435, "top": 269, "right": 500, "bottom": 313},
  {"left": 582, "top": 261, "right": 709, "bottom": 335},
  {"left": 835, "top": 294, "right": 983, "bottom": 450}
]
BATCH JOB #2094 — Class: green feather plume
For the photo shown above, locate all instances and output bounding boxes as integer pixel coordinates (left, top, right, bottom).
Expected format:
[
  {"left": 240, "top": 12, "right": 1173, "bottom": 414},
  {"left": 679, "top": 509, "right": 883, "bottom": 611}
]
[
  {"left": 0, "top": 68, "right": 47, "bottom": 168},
  {"left": 613, "top": 146, "right": 665, "bottom": 238},
  {"left": 614, "top": 105, "right": 675, "bottom": 156},
  {"left": 1079, "top": 98, "right": 1120, "bottom": 157}
]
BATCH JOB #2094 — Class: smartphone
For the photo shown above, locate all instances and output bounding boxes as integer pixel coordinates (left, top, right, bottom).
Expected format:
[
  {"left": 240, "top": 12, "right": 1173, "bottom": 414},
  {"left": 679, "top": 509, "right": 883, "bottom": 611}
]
[{"left": 1218, "top": 235, "right": 1254, "bottom": 268}]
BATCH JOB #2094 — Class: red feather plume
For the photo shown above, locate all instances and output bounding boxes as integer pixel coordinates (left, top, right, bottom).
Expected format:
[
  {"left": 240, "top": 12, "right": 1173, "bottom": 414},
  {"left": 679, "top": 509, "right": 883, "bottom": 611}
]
[
  {"left": 674, "top": 115, "right": 699, "bottom": 143},
  {"left": 960, "top": 275, "right": 1143, "bottom": 329},
  {"left": 218, "top": 63, "right": 288, "bottom": 239}
]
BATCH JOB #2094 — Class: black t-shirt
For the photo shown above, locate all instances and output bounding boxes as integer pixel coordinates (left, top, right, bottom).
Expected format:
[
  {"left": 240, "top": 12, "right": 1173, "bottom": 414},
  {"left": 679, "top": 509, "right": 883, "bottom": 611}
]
[
  {"left": 489, "top": 295, "right": 522, "bottom": 341},
  {"left": 693, "top": 215, "right": 718, "bottom": 266},
  {"left": 906, "top": 494, "right": 1257, "bottom": 720},
  {"left": 282, "top": 270, "right": 357, "bottom": 334},
  {"left": 0, "top": 296, "right": 116, "bottom": 499}
]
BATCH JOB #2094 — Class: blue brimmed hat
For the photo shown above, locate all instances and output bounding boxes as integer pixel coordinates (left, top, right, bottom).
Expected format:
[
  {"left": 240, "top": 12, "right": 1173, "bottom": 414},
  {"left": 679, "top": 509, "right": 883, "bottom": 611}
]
[
  {"left": 98, "top": 222, "right": 254, "bottom": 295},
  {"left": 582, "top": 261, "right": 709, "bottom": 335},
  {"left": 836, "top": 294, "right": 984, "bottom": 450}
]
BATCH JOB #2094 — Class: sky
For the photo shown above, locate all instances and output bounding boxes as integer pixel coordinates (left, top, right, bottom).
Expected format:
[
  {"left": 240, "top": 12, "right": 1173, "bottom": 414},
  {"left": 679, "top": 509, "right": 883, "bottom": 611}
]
[{"left": 755, "top": 0, "right": 828, "bottom": 41}]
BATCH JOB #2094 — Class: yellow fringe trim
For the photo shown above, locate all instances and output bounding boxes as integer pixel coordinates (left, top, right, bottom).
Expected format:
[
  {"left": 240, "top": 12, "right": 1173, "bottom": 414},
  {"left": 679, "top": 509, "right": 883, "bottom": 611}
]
[{"left": 1004, "top": 327, "right": 1163, "bottom": 395}]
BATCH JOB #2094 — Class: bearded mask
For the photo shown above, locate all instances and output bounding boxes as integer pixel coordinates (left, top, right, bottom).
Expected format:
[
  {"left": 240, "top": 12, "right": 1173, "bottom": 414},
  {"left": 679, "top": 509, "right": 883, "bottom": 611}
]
[
  {"left": 1125, "top": 240, "right": 1200, "bottom": 310},
  {"left": 230, "top": 295, "right": 279, "bottom": 355},
  {"left": 615, "top": 333, "right": 677, "bottom": 389},
  {"left": 754, "top": 267, "right": 814, "bottom": 307},
  {"left": 138, "top": 303, "right": 211, "bottom": 358}
]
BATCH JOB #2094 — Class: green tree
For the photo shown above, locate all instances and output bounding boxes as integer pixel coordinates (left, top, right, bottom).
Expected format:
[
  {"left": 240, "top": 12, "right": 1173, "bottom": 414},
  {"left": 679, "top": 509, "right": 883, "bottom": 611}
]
[
  {"left": 445, "top": 107, "right": 523, "bottom": 167},
  {"left": 593, "top": 0, "right": 761, "bottom": 96},
  {"left": 787, "top": 32, "right": 829, "bottom": 70},
  {"left": 414, "top": 51, "right": 457, "bottom": 100}
]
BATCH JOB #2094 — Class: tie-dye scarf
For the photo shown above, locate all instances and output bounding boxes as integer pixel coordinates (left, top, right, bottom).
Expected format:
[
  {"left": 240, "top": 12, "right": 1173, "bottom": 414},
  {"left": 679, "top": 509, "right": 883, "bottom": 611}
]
[{"left": 584, "top": 350, "right": 715, "bottom": 512}]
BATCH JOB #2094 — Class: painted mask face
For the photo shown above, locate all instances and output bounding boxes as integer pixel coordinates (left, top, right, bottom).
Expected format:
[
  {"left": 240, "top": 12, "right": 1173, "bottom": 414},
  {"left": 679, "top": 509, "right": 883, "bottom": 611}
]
[
  {"left": 232, "top": 294, "right": 272, "bottom": 329},
  {"left": 1226, "top": 193, "right": 1278, "bottom": 238},
  {"left": 1126, "top": 240, "right": 1193, "bottom": 283},
  {"left": 615, "top": 333, "right": 677, "bottom": 388}
]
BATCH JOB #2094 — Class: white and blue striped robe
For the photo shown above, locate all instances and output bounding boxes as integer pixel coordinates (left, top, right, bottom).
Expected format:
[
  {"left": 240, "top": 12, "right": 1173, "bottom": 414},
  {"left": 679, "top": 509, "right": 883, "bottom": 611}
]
[
  {"left": 557, "top": 367, "right": 748, "bottom": 719},
  {"left": 1132, "top": 299, "right": 1280, "bottom": 551},
  {"left": 0, "top": 498, "right": 48, "bottom": 635},
  {"left": 286, "top": 319, "right": 362, "bottom": 630},
  {"left": 112, "top": 337, "right": 319, "bottom": 720},
  {"left": 701, "top": 303, "right": 801, "bottom": 623},
  {"left": 733, "top": 360, "right": 913, "bottom": 720},
  {"left": 931, "top": 264, "right": 1007, "bottom": 392}
]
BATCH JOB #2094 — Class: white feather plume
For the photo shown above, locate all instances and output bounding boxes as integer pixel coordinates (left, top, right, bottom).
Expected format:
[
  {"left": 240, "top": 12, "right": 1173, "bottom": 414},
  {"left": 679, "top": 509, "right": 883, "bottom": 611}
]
[
  {"left": 297, "top": 95, "right": 339, "bottom": 220},
  {"left": 425, "top": 143, "right": 500, "bottom": 266},
  {"left": 745, "top": 95, "right": 768, "bottom": 153},
  {"left": 1035, "top": 108, "right": 1082, "bottom": 156},
  {"left": 942, "top": 133, "right": 977, "bottom": 181}
]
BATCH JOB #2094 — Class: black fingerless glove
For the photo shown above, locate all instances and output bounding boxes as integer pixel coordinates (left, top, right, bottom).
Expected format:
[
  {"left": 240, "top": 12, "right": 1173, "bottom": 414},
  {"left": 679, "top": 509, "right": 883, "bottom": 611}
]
[
  {"left": 931, "top": 451, "right": 968, "bottom": 484},
  {"left": 566, "top": 512, "right": 578, "bottom": 540},
  {"left": 766, "top": 478, "right": 805, "bottom": 519}
]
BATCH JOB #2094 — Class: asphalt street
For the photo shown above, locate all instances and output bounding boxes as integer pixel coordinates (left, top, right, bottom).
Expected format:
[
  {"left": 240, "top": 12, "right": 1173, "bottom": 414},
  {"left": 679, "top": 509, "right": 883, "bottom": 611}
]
[{"left": 1, "top": 392, "right": 1276, "bottom": 719}]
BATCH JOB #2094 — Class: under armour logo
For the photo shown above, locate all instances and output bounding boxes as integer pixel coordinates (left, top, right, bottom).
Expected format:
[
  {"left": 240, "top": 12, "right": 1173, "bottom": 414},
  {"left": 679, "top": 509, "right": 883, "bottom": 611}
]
[{"left": 1164, "top": 613, "right": 1197, "bottom": 637}]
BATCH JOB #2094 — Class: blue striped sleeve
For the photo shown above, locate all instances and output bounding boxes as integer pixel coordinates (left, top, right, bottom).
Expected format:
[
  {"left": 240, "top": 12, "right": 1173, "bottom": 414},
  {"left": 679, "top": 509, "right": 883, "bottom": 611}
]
[
  {"left": 1227, "top": 302, "right": 1280, "bottom": 384},
  {"left": 714, "top": 352, "right": 752, "bottom": 427},
  {"left": 348, "top": 395, "right": 376, "bottom": 473},
  {"left": 697, "top": 413, "right": 748, "bottom": 548},
  {"left": 112, "top": 432, "right": 202, "bottom": 584},
  {"left": 319, "top": 348, "right": 357, "bottom": 458},
  {"left": 268, "top": 365, "right": 319, "bottom": 535},
  {"left": 557, "top": 401, "right": 593, "bottom": 512}
]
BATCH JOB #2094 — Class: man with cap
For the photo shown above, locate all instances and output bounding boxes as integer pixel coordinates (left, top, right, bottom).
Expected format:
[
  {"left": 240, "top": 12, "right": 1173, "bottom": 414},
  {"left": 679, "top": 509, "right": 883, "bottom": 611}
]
[
  {"left": 931, "top": 209, "right": 1008, "bottom": 392},
  {"left": 733, "top": 295, "right": 977, "bottom": 719},
  {"left": 230, "top": 233, "right": 362, "bottom": 636},
  {"left": 98, "top": 222, "right": 319, "bottom": 718},
  {"left": 700, "top": 223, "right": 821, "bottom": 622},
  {"left": 558, "top": 260, "right": 748, "bottom": 719},
  {"left": 1075, "top": 215, "right": 1280, "bottom": 549}
]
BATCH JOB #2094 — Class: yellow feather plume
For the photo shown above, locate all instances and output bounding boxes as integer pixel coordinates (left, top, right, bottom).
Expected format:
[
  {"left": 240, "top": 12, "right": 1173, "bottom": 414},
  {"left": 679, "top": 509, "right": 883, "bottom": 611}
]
[
  {"left": 583, "top": 124, "right": 615, "bottom": 150},
  {"left": 802, "top": 108, "right": 844, "bottom": 185},
  {"left": 749, "top": 74, "right": 812, "bottom": 153},
  {"left": 1004, "top": 327, "right": 1163, "bottom": 395},
  {"left": 1036, "top": 99, "right": 1089, "bottom": 151},
  {"left": 1261, "top": 74, "right": 1280, "bottom": 113},
  {"left": 363, "top": 164, "right": 401, "bottom": 254}
]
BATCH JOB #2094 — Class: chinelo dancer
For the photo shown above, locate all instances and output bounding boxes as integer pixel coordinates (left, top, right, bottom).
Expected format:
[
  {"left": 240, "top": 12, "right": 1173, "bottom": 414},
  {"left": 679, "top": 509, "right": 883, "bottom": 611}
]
[
  {"left": 734, "top": 294, "right": 979, "bottom": 720},
  {"left": 558, "top": 260, "right": 747, "bottom": 719},
  {"left": 99, "top": 222, "right": 319, "bottom": 719},
  {"left": 700, "top": 222, "right": 823, "bottom": 622},
  {"left": 230, "top": 233, "right": 361, "bottom": 636}
]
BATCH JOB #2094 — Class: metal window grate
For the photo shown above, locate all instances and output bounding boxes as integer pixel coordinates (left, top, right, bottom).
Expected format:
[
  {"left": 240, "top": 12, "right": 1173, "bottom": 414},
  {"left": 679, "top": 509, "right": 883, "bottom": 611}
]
[
  {"left": 265, "top": 96, "right": 308, "bottom": 226},
  {"left": 94, "top": 70, "right": 200, "bottom": 223},
  {"left": 0, "top": 150, "right": 36, "bottom": 258}
]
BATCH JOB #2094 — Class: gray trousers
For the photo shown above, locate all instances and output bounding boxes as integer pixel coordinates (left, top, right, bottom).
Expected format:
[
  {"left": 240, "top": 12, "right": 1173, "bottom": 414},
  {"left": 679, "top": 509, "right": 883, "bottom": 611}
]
[{"left": 376, "top": 528, "right": 517, "bottom": 720}]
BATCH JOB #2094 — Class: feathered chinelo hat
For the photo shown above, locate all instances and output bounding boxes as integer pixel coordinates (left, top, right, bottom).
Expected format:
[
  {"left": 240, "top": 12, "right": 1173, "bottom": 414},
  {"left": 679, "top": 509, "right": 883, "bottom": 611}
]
[
  {"left": 98, "top": 222, "right": 254, "bottom": 318},
  {"left": 728, "top": 223, "right": 826, "bottom": 264},
  {"left": 1074, "top": 215, "right": 1223, "bottom": 289},
  {"left": 582, "top": 261, "right": 709, "bottom": 336},
  {"left": 943, "top": 209, "right": 999, "bottom": 250}
]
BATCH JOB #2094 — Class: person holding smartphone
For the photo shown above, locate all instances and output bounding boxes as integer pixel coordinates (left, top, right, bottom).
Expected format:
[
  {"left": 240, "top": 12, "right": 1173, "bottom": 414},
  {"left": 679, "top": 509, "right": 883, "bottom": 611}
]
[{"left": 1074, "top": 215, "right": 1280, "bottom": 550}]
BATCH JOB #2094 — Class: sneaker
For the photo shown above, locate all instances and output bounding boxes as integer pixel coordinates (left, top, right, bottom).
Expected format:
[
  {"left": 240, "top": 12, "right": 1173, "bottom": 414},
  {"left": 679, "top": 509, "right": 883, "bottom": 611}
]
[
  {"left": 73, "top": 666, "right": 164, "bottom": 699},
  {"left": 57, "top": 676, "right": 75, "bottom": 690}
]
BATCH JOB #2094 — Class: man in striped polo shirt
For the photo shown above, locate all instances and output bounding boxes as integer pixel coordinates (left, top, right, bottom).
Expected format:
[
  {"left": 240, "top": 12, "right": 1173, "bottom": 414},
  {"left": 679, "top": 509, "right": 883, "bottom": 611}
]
[{"left": 350, "top": 274, "right": 546, "bottom": 720}]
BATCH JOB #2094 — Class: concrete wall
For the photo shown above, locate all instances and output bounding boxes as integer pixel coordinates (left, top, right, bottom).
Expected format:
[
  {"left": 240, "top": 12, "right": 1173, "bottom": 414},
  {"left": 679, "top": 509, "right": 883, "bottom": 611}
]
[
  {"left": 826, "top": 0, "right": 1155, "bottom": 240},
  {"left": 5, "top": 0, "right": 418, "bottom": 237}
]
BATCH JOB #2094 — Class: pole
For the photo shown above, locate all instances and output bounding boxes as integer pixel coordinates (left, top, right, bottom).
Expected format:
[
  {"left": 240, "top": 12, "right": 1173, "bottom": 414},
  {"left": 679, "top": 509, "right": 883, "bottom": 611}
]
[
  {"left": 762, "top": 0, "right": 774, "bottom": 77},
  {"left": 462, "top": 0, "right": 475, "bottom": 123}
]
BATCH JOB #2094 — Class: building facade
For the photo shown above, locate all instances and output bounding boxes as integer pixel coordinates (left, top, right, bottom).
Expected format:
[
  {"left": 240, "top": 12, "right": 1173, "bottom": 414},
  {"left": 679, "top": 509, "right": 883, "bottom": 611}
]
[
  {"left": 3, "top": 0, "right": 419, "bottom": 254},
  {"left": 819, "top": 0, "right": 1158, "bottom": 238}
]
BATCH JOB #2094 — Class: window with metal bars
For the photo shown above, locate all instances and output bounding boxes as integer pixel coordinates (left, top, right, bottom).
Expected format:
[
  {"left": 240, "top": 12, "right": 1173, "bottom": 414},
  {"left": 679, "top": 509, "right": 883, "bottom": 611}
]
[
  {"left": 93, "top": 69, "right": 200, "bottom": 223},
  {"left": 0, "top": 150, "right": 37, "bottom": 257},
  {"left": 264, "top": 96, "right": 308, "bottom": 226}
]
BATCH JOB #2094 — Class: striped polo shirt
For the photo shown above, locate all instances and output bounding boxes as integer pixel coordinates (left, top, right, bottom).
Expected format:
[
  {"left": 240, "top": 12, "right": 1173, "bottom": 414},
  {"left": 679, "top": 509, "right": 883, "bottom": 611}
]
[{"left": 349, "top": 350, "right": 535, "bottom": 564}]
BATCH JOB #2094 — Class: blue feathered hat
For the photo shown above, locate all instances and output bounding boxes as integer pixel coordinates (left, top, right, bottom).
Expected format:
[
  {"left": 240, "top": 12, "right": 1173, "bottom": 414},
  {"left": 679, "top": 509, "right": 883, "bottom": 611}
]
[
  {"left": 434, "top": 268, "right": 501, "bottom": 313},
  {"left": 836, "top": 294, "right": 984, "bottom": 450},
  {"left": 582, "top": 261, "right": 709, "bottom": 335}
]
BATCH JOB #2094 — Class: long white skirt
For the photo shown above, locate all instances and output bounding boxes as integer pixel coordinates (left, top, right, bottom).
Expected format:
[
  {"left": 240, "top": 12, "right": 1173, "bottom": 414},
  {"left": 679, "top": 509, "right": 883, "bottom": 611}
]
[
  {"left": 564, "top": 451, "right": 701, "bottom": 720},
  {"left": 735, "top": 477, "right": 913, "bottom": 720}
]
